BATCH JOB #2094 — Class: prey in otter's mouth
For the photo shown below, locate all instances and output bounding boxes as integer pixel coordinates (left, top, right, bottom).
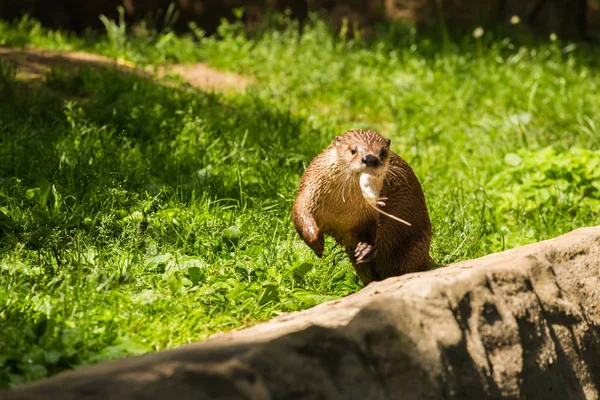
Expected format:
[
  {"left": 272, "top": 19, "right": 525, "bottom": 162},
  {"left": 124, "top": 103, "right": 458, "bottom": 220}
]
[{"left": 292, "top": 129, "right": 432, "bottom": 285}]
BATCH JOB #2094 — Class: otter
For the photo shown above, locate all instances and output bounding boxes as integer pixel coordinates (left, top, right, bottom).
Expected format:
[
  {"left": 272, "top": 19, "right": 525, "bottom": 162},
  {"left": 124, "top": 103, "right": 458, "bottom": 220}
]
[{"left": 292, "top": 129, "right": 432, "bottom": 285}]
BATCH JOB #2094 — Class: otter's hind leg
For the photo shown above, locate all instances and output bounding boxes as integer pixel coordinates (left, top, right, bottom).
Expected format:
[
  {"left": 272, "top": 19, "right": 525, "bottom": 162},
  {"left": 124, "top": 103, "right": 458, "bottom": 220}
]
[
  {"left": 351, "top": 258, "right": 379, "bottom": 285},
  {"left": 377, "top": 234, "right": 431, "bottom": 280}
]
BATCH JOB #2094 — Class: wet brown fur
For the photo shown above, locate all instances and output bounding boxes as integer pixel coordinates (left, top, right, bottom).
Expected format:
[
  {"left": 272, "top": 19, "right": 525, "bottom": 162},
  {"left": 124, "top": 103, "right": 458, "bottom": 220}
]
[{"left": 292, "top": 129, "right": 432, "bottom": 284}]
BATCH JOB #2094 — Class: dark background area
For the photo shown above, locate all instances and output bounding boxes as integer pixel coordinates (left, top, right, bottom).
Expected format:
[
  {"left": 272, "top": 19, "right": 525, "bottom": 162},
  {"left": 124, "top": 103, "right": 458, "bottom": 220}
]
[{"left": 0, "top": 0, "right": 598, "bottom": 40}]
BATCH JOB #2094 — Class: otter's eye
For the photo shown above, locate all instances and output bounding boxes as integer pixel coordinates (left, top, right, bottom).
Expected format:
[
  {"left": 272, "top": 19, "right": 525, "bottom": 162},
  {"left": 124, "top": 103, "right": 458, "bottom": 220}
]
[
  {"left": 350, "top": 147, "right": 357, "bottom": 155},
  {"left": 379, "top": 149, "right": 387, "bottom": 158}
]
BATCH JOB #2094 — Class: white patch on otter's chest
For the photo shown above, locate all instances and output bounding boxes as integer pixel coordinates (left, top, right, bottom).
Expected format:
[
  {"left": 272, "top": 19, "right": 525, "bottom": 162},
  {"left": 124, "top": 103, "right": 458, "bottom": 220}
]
[{"left": 359, "top": 172, "right": 380, "bottom": 207}]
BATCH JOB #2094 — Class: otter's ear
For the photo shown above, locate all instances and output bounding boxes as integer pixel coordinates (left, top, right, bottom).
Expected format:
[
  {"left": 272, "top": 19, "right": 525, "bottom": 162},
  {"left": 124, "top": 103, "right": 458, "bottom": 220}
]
[
  {"left": 386, "top": 138, "right": 391, "bottom": 147},
  {"left": 334, "top": 136, "right": 343, "bottom": 146}
]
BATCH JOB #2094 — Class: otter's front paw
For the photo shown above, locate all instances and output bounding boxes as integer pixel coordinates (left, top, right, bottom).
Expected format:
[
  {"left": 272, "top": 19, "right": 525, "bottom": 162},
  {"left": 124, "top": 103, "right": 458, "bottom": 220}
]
[
  {"left": 355, "top": 242, "right": 377, "bottom": 263},
  {"left": 305, "top": 228, "right": 324, "bottom": 258}
]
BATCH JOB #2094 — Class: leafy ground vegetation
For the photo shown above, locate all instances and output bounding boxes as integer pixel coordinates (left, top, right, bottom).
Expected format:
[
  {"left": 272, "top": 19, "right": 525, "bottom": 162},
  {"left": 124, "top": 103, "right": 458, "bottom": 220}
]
[{"left": 1, "top": 10, "right": 600, "bottom": 387}]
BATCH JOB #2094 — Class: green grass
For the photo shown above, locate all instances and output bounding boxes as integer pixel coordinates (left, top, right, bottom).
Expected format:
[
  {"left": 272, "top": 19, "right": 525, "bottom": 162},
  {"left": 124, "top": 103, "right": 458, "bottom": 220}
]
[{"left": 1, "top": 12, "right": 600, "bottom": 387}]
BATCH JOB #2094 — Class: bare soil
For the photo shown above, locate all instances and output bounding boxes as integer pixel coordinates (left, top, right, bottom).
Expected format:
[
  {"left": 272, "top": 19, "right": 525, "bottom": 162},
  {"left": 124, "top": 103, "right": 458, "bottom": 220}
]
[{"left": 0, "top": 46, "right": 250, "bottom": 91}]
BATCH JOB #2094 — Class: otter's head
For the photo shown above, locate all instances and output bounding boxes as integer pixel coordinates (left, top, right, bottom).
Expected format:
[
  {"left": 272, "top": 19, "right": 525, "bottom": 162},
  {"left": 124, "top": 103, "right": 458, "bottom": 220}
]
[{"left": 333, "top": 129, "right": 391, "bottom": 177}]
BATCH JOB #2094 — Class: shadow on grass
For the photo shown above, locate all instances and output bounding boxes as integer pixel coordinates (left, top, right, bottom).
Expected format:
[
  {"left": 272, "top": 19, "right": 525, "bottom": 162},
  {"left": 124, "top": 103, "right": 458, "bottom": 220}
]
[
  {"left": 0, "top": 52, "right": 328, "bottom": 209},
  {"left": 0, "top": 54, "right": 336, "bottom": 387},
  {"left": 0, "top": 43, "right": 335, "bottom": 268}
]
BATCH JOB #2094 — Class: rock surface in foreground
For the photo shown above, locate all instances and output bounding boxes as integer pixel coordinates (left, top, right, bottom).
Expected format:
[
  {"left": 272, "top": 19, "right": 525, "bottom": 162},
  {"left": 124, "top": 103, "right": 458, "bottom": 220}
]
[{"left": 3, "top": 226, "right": 600, "bottom": 399}]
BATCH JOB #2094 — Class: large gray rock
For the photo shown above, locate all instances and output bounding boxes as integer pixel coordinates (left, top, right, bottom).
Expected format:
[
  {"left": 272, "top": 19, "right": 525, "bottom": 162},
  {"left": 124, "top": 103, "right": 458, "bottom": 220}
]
[{"left": 3, "top": 226, "right": 600, "bottom": 399}]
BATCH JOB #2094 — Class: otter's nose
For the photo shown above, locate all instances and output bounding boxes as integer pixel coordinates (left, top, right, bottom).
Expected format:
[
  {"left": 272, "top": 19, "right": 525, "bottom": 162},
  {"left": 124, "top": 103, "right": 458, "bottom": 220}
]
[{"left": 362, "top": 154, "right": 380, "bottom": 167}]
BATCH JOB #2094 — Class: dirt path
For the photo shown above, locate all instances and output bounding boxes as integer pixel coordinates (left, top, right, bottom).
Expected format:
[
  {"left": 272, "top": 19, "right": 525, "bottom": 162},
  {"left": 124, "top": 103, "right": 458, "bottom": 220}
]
[{"left": 0, "top": 46, "right": 250, "bottom": 92}]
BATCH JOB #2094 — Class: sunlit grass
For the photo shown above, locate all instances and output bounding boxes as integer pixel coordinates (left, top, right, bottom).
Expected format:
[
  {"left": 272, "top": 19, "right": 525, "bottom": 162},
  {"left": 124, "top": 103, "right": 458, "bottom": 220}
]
[{"left": 1, "top": 12, "right": 599, "bottom": 387}]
